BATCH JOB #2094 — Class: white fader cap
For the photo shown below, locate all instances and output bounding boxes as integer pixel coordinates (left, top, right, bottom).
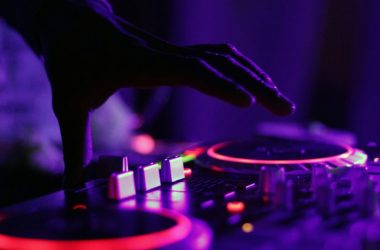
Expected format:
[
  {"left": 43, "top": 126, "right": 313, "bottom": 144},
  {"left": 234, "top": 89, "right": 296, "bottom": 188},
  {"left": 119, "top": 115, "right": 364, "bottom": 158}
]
[
  {"left": 135, "top": 163, "right": 161, "bottom": 192},
  {"left": 108, "top": 171, "right": 136, "bottom": 200},
  {"left": 161, "top": 156, "right": 185, "bottom": 183}
]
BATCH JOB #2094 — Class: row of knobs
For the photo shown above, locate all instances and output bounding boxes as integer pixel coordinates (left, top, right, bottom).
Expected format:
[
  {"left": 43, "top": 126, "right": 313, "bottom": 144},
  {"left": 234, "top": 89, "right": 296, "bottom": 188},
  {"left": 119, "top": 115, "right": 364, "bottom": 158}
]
[
  {"left": 260, "top": 164, "right": 378, "bottom": 217},
  {"left": 107, "top": 156, "right": 185, "bottom": 200},
  {"left": 312, "top": 164, "right": 377, "bottom": 217}
]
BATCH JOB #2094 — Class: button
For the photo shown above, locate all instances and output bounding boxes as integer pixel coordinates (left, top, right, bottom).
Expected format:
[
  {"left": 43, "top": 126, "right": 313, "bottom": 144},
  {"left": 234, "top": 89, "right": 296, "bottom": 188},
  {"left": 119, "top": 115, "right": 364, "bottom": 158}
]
[
  {"left": 201, "top": 200, "right": 215, "bottom": 209},
  {"left": 206, "top": 183, "right": 237, "bottom": 200},
  {"left": 224, "top": 191, "right": 236, "bottom": 200},
  {"left": 227, "top": 201, "right": 245, "bottom": 214},
  {"left": 161, "top": 156, "right": 185, "bottom": 183},
  {"left": 108, "top": 171, "right": 136, "bottom": 200},
  {"left": 98, "top": 155, "right": 129, "bottom": 177},
  {"left": 243, "top": 182, "right": 256, "bottom": 191},
  {"left": 135, "top": 163, "right": 161, "bottom": 192}
]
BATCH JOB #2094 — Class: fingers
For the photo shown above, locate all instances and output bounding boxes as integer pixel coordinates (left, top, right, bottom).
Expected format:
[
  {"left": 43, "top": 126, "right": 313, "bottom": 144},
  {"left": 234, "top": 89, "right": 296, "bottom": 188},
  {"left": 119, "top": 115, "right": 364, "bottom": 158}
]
[
  {"left": 187, "top": 58, "right": 254, "bottom": 107},
  {"left": 125, "top": 50, "right": 253, "bottom": 107},
  {"left": 187, "top": 44, "right": 275, "bottom": 86},
  {"left": 186, "top": 44, "right": 295, "bottom": 115},
  {"left": 104, "top": 14, "right": 294, "bottom": 114},
  {"left": 52, "top": 97, "right": 92, "bottom": 190},
  {"left": 205, "top": 53, "right": 295, "bottom": 115}
]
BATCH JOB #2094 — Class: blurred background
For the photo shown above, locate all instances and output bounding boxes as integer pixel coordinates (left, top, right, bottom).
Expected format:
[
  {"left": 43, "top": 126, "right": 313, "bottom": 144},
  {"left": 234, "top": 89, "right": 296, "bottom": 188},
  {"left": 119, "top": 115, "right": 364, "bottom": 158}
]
[
  {"left": 0, "top": 0, "right": 379, "bottom": 206},
  {"left": 110, "top": 0, "right": 380, "bottom": 143}
]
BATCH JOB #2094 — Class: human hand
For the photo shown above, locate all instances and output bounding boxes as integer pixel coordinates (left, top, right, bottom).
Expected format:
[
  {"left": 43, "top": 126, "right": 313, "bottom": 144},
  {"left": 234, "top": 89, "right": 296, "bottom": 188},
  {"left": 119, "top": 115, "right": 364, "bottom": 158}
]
[{"left": 36, "top": 0, "right": 295, "bottom": 188}]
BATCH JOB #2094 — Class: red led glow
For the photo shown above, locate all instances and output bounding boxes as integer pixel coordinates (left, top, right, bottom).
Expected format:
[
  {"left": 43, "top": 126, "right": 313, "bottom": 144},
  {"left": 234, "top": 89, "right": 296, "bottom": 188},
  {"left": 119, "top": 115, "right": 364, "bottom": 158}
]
[
  {"left": 262, "top": 194, "right": 270, "bottom": 204},
  {"left": 210, "top": 165, "right": 225, "bottom": 172},
  {"left": 227, "top": 201, "right": 245, "bottom": 214},
  {"left": 184, "top": 168, "right": 192, "bottom": 178},
  {"left": 208, "top": 141, "right": 355, "bottom": 165},
  {"left": 0, "top": 209, "right": 192, "bottom": 250},
  {"left": 131, "top": 134, "right": 155, "bottom": 155},
  {"left": 72, "top": 204, "right": 87, "bottom": 210},
  {"left": 0, "top": 214, "right": 6, "bottom": 222}
]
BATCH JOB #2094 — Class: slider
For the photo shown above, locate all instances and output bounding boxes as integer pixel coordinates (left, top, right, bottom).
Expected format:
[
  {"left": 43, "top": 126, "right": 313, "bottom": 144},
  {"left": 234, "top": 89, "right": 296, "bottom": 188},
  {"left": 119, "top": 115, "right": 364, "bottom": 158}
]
[
  {"left": 135, "top": 163, "right": 161, "bottom": 192},
  {"left": 108, "top": 171, "right": 136, "bottom": 200},
  {"left": 161, "top": 156, "right": 185, "bottom": 183}
]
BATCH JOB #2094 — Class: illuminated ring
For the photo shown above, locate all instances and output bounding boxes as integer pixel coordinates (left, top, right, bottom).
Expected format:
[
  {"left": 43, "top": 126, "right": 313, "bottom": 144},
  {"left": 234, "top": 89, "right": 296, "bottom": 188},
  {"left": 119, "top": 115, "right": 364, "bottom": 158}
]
[
  {"left": 207, "top": 141, "right": 355, "bottom": 165},
  {"left": 0, "top": 209, "right": 192, "bottom": 250}
]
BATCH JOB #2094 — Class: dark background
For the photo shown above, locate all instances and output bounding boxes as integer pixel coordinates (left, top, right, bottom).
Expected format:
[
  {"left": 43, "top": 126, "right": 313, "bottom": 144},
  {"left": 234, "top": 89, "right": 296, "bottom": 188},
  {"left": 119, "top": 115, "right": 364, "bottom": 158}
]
[{"left": 111, "top": 0, "right": 380, "bottom": 143}]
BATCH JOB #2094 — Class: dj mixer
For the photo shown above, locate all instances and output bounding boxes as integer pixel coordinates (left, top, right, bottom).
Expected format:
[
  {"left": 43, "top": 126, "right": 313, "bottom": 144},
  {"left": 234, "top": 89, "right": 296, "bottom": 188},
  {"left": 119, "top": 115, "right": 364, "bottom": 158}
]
[{"left": 1, "top": 135, "right": 380, "bottom": 250}]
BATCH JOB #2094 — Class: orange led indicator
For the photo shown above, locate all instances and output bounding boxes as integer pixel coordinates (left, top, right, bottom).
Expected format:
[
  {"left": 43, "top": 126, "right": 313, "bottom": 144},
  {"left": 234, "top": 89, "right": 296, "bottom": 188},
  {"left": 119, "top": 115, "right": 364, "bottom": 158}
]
[
  {"left": 241, "top": 223, "right": 254, "bottom": 233},
  {"left": 227, "top": 201, "right": 245, "bottom": 214},
  {"left": 184, "top": 168, "right": 192, "bottom": 178},
  {"left": 183, "top": 147, "right": 205, "bottom": 158}
]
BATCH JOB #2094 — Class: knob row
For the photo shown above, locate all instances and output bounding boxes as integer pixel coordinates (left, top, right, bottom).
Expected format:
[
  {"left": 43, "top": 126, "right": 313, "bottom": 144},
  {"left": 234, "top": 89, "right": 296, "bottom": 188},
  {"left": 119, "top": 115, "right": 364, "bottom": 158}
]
[{"left": 258, "top": 164, "right": 378, "bottom": 217}]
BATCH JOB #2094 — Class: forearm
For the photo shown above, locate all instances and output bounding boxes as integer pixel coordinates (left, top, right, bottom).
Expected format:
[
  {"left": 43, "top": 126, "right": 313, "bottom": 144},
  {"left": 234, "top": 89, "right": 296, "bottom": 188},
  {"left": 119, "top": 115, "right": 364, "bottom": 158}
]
[
  {"left": 0, "top": 0, "right": 46, "bottom": 53},
  {"left": 0, "top": 0, "right": 115, "bottom": 55}
]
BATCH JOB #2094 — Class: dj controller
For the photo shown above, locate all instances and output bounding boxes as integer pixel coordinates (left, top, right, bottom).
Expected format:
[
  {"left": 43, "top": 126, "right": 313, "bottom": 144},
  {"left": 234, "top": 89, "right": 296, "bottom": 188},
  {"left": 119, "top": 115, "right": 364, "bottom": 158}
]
[{"left": 1, "top": 134, "right": 380, "bottom": 249}]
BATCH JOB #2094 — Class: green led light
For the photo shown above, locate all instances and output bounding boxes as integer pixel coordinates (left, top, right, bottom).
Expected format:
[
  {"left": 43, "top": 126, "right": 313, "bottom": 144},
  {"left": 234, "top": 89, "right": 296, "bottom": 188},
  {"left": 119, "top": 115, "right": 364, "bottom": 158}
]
[{"left": 181, "top": 154, "right": 196, "bottom": 163}]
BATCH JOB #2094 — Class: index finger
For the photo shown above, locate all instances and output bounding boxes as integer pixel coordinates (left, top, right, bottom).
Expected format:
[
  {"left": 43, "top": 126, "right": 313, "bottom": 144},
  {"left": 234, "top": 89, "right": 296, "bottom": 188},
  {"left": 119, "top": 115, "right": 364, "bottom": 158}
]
[
  {"left": 188, "top": 44, "right": 276, "bottom": 87},
  {"left": 201, "top": 53, "right": 296, "bottom": 115}
]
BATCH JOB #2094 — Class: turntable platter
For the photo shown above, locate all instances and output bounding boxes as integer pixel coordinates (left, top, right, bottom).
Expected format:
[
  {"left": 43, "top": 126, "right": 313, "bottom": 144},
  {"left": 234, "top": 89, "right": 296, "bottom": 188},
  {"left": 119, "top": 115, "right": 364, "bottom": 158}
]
[
  {"left": 195, "top": 136, "right": 364, "bottom": 174},
  {"left": 0, "top": 207, "right": 192, "bottom": 250}
]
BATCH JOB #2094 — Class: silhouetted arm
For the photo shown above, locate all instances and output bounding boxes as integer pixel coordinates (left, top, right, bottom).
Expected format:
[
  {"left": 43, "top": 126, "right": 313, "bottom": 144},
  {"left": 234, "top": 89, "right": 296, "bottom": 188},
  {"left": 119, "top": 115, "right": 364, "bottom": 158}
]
[{"left": 0, "top": 0, "right": 295, "bottom": 190}]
